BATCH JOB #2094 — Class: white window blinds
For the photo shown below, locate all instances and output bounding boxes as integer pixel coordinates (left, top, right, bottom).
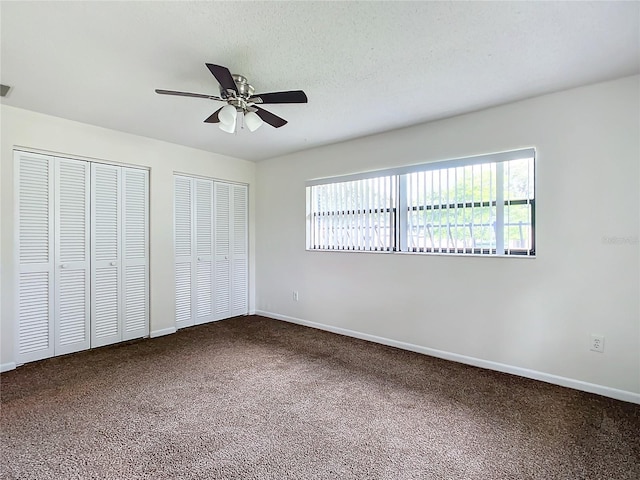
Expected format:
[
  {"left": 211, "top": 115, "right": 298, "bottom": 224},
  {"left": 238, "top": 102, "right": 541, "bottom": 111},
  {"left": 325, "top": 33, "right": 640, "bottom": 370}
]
[
  {"left": 307, "top": 148, "right": 535, "bottom": 256},
  {"left": 309, "top": 176, "right": 397, "bottom": 251}
]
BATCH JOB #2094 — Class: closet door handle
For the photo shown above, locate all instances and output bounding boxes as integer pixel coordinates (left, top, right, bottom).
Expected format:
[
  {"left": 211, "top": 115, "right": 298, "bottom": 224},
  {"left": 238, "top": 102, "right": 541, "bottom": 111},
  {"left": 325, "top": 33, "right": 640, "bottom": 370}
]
[
  {"left": 60, "top": 264, "right": 67, "bottom": 269},
  {"left": 197, "top": 257, "right": 202, "bottom": 262},
  {"left": 110, "top": 261, "right": 117, "bottom": 266}
]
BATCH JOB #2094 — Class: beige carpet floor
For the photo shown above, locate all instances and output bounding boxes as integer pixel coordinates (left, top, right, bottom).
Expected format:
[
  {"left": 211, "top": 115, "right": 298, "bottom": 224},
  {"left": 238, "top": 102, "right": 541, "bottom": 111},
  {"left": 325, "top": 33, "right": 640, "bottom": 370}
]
[{"left": 1, "top": 315, "right": 639, "bottom": 479}]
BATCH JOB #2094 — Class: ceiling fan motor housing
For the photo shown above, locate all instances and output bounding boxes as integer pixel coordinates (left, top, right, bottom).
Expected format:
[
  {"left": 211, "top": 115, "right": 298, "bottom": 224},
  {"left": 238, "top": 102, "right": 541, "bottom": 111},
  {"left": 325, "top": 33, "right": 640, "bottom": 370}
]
[{"left": 222, "top": 74, "right": 255, "bottom": 111}]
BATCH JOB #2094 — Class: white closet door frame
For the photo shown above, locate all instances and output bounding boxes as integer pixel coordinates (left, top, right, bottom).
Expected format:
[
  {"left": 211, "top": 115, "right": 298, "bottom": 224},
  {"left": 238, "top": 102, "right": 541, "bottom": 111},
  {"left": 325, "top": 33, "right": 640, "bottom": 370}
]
[
  {"left": 15, "top": 152, "right": 149, "bottom": 364},
  {"left": 54, "top": 158, "right": 91, "bottom": 355},
  {"left": 14, "top": 151, "right": 55, "bottom": 364},
  {"left": 174, "top": 175, "right": 195, "bottom": 329},
  {"left": 174, "top": 176, "right": 248, "bottom": 325},
  {"left": 122, "top": 167, "right": 149, "bottom": 340},
  {"left": 91, "top": 163, "right": 123, "bottom": 348}
]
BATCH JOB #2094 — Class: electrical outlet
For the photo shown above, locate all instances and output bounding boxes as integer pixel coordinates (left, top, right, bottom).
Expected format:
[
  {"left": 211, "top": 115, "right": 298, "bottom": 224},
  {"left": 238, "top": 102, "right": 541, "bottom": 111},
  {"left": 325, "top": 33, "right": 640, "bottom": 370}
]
[
  {"left": 293, "top": 291, "right": 299, "bottom": 302},
  {"left": 590, "top": 334, "right": 605, "bottom": 353}
]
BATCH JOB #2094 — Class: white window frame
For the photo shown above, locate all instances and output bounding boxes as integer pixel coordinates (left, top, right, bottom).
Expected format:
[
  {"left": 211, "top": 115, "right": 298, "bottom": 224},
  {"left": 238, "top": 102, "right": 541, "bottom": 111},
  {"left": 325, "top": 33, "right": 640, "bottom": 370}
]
[{"left": 306, "top": 148, "right": 536, "bottom": 257}]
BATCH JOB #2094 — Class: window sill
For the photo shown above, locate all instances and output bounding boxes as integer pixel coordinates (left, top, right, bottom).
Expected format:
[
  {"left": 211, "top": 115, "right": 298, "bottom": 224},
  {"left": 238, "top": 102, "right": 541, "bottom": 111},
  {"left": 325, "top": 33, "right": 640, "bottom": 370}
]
[{"left": 306, "top": 248, "right": 536, "bottom": 259}]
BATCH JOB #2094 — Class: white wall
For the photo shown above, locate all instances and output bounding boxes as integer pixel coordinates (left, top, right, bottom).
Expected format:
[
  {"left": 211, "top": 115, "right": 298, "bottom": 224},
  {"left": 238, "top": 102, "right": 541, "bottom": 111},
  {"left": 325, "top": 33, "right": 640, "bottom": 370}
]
[
  {"left": 255, "top": 76, "right": 640, "bottom": 400},
  {"left": 0, "top": 105, "right": 256, "bottom": 368}
]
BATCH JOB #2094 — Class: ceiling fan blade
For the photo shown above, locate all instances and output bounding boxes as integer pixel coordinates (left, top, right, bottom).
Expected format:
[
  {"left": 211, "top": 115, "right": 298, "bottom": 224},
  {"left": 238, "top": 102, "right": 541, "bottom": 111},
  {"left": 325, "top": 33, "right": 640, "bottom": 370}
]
[
  {"left": 249, "top": 90, "right": 308, "bottom": 104},
  {"left": 204, "top": 107, "right": 224, "bottom": 123},
  {"left": 155, "top": 89, "right": 222, "bottom": 101},
  {"left": 254, "top": 106, "right": 288, "bottom": 128},
  {"left": 206, "top": 63, "right": 238, "bottom": 95}
]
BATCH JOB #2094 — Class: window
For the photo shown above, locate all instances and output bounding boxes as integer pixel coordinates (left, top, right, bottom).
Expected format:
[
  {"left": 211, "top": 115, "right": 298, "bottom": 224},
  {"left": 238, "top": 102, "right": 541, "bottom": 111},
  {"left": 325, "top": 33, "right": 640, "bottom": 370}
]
[
  {"left": 307, "top": 148, "right": 535, "bottom": 256},
  {"left": 308, "top": 176, "right": 397, "bottom": 251}
]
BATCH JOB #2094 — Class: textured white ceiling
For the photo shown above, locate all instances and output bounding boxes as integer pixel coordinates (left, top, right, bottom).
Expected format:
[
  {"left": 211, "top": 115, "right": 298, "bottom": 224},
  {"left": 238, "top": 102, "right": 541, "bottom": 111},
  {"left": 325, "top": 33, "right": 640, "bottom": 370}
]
[{"left": 1, "top": 1, "right": 638, "bottom": 161}]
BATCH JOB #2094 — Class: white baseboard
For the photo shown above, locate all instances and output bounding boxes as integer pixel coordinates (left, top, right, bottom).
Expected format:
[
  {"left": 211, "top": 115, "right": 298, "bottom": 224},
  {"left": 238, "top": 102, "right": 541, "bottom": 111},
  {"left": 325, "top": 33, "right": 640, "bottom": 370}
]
[
  {"left": 150, "top": 326, "right": 176, "bottom": 338},
  {"left": 1, "top": 362, "right": 17, "bottom": 373},
  {"left": 255, "top": 310, "right": 640, "bottom": 405}
]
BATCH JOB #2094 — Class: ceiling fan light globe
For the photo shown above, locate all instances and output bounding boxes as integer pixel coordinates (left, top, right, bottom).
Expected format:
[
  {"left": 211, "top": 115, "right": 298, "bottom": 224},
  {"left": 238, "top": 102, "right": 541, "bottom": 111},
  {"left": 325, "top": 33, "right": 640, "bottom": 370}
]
[
  {"left": 219, "top": 105, "right": 237, "bottom": 125},
  {"left": 244, "top": 111, "right": 264, "bottom": 132},
  {"left": 219, "top": 121, "right": 236, "bottom": 133}
]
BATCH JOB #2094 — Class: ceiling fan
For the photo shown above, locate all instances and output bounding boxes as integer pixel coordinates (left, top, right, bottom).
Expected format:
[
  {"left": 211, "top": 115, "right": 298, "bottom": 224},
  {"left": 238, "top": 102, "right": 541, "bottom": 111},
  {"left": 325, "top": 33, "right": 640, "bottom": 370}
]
[{"left": 155, "top": 63, "right": 308, "bottom": 133}]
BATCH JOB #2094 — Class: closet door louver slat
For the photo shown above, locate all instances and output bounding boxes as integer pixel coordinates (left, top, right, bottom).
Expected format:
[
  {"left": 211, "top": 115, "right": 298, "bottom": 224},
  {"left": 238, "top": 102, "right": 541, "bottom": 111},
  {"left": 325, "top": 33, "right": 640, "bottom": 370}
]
[
  {"left": 174, "top": 176, "right": 195, "bottom": 328},
  {"left": 91, "top": 164, "right": 122, "bottom": 348},
  {"left": 54, "top": 158, "right": 90, "bottom": 355},
  {"left": 122, "top": 168, "right": 149, "bottom": 340},
  {"left": 15, "top": 152, "right": 55, "bottom": 363},
  {"left": 194, "top": 179, "right": 214, "bottom": 325},
  {"left": 231, "top": 184, "right": 248, "bottom": 316},
  {"left": 214, "top": 182, "right": 231, "bottom": 319}
]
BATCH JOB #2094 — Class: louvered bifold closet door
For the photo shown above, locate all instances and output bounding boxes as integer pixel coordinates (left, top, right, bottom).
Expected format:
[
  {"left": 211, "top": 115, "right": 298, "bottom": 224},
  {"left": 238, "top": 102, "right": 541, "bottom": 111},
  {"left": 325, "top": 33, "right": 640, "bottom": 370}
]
[
  {"left": 174, "top": 175, "right": 195, "bottom": 329},
  {"left": 15, "top": 151, "right": 55, "bottom": 363},
  {"left": 91, "top": 164, "right": 122, "bottom": 348},
  {"left": 122, "top": 168, "right": 149, "bottom": 340},
  {"left": 194, "top": 179, "right": 214, "bottom": 325},
  {"left": 213, "top": 182, "right": 231, "bottom": 320},
  {"left": 54, "top": 158, "right": 91, "bottom": 355},
  {"left": 230, "top": 184, "right": 249, "bottom": 316}
]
